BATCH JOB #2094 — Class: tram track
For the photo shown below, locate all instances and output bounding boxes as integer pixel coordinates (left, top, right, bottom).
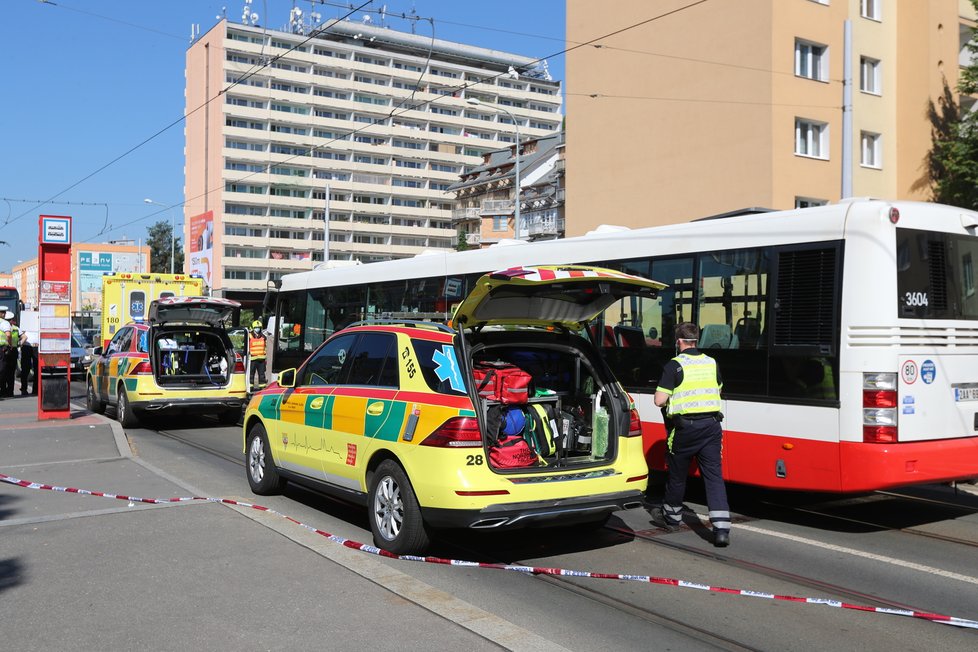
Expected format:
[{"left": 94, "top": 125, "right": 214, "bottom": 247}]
[
  {"left": 754, "top": 489, "right": 978, "bottom": 551},
  {"left": 140, "top": 420, "right": 974, "bottom": 643}
]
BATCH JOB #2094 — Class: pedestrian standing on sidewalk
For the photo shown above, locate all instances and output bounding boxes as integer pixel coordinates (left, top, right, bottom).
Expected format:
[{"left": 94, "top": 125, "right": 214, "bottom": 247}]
[
  {"left": 19, "top": 332, "right": 36, "bottom": 396},
  {"left": 0, "top": 311, "right": 17, "bottom": 397},
  {"left": 0, "top": 309, "right": 9, "bottom": 400},
  {"left": 651, "top": 321, "right": 731, "bottom": 547}
]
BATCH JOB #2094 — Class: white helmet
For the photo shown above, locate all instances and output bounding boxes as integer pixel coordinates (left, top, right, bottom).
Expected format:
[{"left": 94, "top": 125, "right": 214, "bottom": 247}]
[{"left": 3, "top": 311, "right": 13, "bottom": 320}]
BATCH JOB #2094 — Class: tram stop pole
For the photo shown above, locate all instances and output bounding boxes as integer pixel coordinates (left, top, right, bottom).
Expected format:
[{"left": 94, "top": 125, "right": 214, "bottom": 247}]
[{"left": 37, "top": 215, "right": 73, "bottom": 420}]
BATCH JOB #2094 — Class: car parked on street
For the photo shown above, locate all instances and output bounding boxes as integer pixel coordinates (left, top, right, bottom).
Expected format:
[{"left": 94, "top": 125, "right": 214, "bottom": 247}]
[
  {"left": 242, "top": 266, "right": 664, "bottom": 554},
  {"left": 87, "top": 296, "right": 247, "bottom": 427},
  {"left": 70, "top": 335, "right": 95, "bottom": 378}
]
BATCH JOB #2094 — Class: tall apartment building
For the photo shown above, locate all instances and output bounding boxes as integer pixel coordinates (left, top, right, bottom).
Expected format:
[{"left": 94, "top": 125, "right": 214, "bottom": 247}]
[
  {"left": 185, "top": 18, "right": 562, "bottom": 304},
  {"left": 566, "top": 0, "right": 976, "bottom": 235}
]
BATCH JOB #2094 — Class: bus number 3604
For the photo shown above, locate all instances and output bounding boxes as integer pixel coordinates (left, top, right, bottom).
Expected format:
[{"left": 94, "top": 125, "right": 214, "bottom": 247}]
[{"left": 904, "top": 292, "right": 929, "bottom": 307}]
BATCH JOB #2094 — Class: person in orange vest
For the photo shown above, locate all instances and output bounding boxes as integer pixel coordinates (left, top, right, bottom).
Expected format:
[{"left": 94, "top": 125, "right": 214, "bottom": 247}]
[{"left": 248, "top": 319, "right": 267, "bottom": 391}]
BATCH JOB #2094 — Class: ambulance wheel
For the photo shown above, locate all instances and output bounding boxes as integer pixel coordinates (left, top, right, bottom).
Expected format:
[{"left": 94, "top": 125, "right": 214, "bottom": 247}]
[
  {"left": 117, "top": 387, "right": 139, "bottom": 429},
  {"left": 368, "top": 460, "right": 430, "bottom": 555},
  {"left": 246, "top": 422, "right": 286, "bottom": 495},
  {"left": 87, "top": 378, "right": 105, "bottom": 414}
]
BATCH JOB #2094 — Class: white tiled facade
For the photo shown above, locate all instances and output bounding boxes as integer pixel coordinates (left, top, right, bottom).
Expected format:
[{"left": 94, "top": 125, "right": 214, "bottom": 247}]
[{"left": 185, "top": 19, "right": 562, "bottom": 299}]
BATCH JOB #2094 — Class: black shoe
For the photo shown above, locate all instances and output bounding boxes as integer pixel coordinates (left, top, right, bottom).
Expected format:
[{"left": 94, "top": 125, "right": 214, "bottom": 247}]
[
  {"left": 713, "top": 529, "right": 730, "bottom": 547},
  {"left": 650, "top": 507, "right": 680, "bottom": 532}
]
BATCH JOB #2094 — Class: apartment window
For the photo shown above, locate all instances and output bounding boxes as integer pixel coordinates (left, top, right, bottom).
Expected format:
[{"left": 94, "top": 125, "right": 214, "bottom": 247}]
[
  {"left": 795, "top": 197, "right": 828, "bottom": 209},
  {"left": 795, "top": 118, "right": 828, "bottom": 159},
  {"left": 860, "top": 0, "right": 881, "bottom": 20},
  {"left": 795, "top": 40, "right": 827, "bottom": 81},
  {"left": 492, "top": 216, "right": 508, "bottom": 232},
  {"left": 860, "top": 131, "right": 881, "bottom": 168},
  {"left": 860, "top": 57, "right": 880, "bottom": 94}
]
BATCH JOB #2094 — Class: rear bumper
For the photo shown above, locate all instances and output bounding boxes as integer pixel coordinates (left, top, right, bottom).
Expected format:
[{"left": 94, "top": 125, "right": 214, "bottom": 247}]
[
  {"left": 131, "top": 396, "right": 244, "bottom": 414},
  {"left": 840, "top": 438, "right": 978, "bottom": 492},
  {"left": 421, "top": 489, "right": 646, "bottom": 530}
]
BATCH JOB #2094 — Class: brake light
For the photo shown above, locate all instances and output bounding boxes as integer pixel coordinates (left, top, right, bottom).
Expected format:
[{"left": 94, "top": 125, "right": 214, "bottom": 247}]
[
  {"left": 863, "top": 390, "right": 896, "bottom": 408},
  {"left": 420, "top": 417, "right": 483, "bottom": 448},
  {"left": 132, "top": 360, "right": 153, "bottom": 375},
  {"left": 862, "top": 372, "right": 897, "bottom": 443},
  {"left": 626, "top": 408, "right": 642, "bottom": 437},
  {"left": 233, "top": 352, "right": 245, "bottom": 373}
]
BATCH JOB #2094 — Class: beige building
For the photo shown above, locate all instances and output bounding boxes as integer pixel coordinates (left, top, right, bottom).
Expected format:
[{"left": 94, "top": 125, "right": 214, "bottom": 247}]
[
  {"left": 566, "top": 0, "right": 977, "bottom": 235},
  {"left": 185, "top": 18, "right": 562, "bottom": 303}
]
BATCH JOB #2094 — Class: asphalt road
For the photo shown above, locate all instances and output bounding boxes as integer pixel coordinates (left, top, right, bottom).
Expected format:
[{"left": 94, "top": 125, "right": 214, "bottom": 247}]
[{"left": 67, "top": 380, "right": 978, "bottom": 650}]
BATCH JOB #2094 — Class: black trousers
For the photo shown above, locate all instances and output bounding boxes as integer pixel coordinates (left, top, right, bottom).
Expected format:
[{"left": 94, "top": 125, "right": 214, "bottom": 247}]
[
  {"left": 250, "top": 359, "right": 266, "bottom": 388},
  {"left": 662, "top": 416, "right": 730, "bottom": 531},
  {"left": 1, "top": 348, "right": 16, "bottom": 396}
]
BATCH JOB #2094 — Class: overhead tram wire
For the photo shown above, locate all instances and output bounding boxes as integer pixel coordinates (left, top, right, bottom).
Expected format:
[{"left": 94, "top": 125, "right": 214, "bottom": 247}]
[
  {"left": 25, "top": 0, "right": 714, "bottom": 241},
  {"left": 568, "top": 92, "right": 842, "bottom": 110},
  {"left": 151, "top": 0, "right": 718, "bottom": 229},
  {"left": 3, "top": 0, "right": 372, "bottom": 234}
]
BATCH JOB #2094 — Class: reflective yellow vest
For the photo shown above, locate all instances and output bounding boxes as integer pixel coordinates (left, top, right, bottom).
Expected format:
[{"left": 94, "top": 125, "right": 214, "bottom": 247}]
[
  {"left": 666, "top": 353, "right": 722, "bottom": 417},
  {"left": 249, "top": 332, "right": 266, "bottom": 360}
]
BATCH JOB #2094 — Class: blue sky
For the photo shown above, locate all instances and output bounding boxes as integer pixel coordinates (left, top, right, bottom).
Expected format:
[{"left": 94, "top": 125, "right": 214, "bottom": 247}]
[{"left": 0, "top": 0, "right": 565, "bottom": 273}]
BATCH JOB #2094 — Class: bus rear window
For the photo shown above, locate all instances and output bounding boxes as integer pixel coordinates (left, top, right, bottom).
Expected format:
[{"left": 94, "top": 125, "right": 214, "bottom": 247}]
[{"left": 896, "top": 228, "right": 978, "bottom": 320}]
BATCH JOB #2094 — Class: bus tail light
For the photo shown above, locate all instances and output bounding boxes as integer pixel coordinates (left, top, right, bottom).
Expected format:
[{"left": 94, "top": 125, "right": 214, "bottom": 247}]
[
  {"left": 420, "top": 417, "right": 483, "bottom": 448},
  {"left": 862, "top": 372, "right": 897, "bottom": 443}
]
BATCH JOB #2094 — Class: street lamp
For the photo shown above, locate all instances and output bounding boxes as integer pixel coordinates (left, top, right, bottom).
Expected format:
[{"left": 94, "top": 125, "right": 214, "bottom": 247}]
[
  {"left": 144, "top": 198, "right": 177, "bottom": 274},
  {"left": 466, "top": 97, "right": 522, "bottom": 240}
]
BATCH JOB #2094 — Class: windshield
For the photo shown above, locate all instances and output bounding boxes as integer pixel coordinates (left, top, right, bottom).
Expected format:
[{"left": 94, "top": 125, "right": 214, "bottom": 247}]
[{"left": 896, "top": 228, "right": 978, "bottom": 320}]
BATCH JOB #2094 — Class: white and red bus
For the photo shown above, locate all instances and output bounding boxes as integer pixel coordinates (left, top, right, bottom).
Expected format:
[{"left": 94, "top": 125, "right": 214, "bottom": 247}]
[{"left": 267, "top": 198, "right": 978, "bottom": 492}]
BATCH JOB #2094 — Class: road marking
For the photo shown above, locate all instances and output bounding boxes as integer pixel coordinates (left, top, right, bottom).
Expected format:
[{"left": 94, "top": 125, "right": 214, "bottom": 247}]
[{"left": 724, "top": 519, "right": 978, "bottom": 587}]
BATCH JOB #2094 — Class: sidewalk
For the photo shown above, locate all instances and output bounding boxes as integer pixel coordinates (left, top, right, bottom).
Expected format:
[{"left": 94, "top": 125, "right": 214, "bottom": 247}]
[{"left": 0, "top": 395, "right": 564, "bottom": 651}]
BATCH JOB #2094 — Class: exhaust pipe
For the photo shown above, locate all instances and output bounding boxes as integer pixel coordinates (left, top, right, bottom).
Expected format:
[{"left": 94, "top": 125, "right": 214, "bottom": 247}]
[{"left": 469, "top": 518, "right": 509, "bottom": 529}]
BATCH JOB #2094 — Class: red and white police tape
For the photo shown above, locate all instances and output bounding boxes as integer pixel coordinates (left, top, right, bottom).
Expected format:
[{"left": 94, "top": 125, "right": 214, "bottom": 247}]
[{"left": 2, "top": 471, "right": 976, "bottom": 630}]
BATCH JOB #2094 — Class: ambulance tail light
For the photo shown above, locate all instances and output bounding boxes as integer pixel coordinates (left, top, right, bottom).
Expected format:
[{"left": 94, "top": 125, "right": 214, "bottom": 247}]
[
  {"left": 132, "top": 360, "right": 153, "bottom": 375},
  {"left": 420, "top": 417, "right": 483, "bottom": 448},
  {"left": 625, "top": 408, "right": 642, "bottom": 437},
  {"left": 233, "top": 352, "right": 245, "bottom": 373},
  {"left": 862, "top": 372, "right": 897, "bottom": 443}
]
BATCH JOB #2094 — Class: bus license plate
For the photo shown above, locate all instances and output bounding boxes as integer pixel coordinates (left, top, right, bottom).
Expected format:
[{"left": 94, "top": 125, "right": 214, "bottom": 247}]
[{"left": 954, "top": 387, "right": 978, "bottom": 402}]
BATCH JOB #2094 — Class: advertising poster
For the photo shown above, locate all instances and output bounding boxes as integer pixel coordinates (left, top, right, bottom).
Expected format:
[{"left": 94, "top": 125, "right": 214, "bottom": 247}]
[
  {"left": 188, "top": 210, "right": 214, "bottom": 288},
  {"left": 78, "top": 251, "right": 112, "bottom": 309},
  {"left": 78, "top": 251, "right": 145, "bottom": 309}
]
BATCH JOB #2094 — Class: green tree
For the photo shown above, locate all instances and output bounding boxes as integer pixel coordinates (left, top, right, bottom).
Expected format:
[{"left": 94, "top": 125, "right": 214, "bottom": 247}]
[
  {"left": 921, "top": 0, "right": 978, "bottom": 209},
  {"left": 146, "top": 220, "right": 185, "bottom": 273},
  {"left": 455, "top": 226, "right": 472, "bottom": 252}
]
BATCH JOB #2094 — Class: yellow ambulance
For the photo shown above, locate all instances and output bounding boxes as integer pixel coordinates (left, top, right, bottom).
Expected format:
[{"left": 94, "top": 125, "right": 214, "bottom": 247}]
[{"left": 99, "top": 273, "right": 204, "bottom": 349}]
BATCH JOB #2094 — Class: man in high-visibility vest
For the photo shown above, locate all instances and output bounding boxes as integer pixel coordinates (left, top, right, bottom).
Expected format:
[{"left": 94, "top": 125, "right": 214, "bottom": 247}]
[
  {"left": 248, "top": 319, "right": 267, "bottom": 391},
  {"left": 1, "top": 312, "right": 19, "bottom": 397},
  {"left": 0, "top": 308, "right": 10, "bottom": 400},
  {"left": 652, "top": 321, "right": 731, "bottom": 547}
]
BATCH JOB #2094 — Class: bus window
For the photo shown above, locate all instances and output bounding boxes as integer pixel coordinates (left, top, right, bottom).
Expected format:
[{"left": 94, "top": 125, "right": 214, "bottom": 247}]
[
  {"left": 276, "top": 291, "right": 306, "bottom": 358},
  {"left": 697, "top": 249, "right": 770, "bottom": 398},
  {"left": 596, "top": 256, "right": 694, "bottom": 391}
]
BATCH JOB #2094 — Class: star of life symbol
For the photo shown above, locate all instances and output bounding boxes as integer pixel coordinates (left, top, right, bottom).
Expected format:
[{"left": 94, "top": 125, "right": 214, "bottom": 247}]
[{"left": 432, "top": 345, "right": 465, "bottom": 392}]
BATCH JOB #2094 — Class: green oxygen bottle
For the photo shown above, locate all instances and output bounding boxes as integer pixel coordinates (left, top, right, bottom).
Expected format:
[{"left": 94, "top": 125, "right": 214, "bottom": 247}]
[{"left": 592, "top": 389, "right": 609, "bottom": 459}]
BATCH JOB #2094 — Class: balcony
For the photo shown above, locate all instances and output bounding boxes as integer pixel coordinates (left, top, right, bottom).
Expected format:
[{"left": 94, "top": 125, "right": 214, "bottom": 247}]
[
  {"left": 527, "top": 216, "right": 564, "bottom": 238},
  {"left": 480, "top": 199, "right": 514, "bottom": 215},
  {"left": 466, "top": 233, "right": 482, "bottom": 246},
  {"left": 451, "top": 207, "right": 480, "bottom": 223}
]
